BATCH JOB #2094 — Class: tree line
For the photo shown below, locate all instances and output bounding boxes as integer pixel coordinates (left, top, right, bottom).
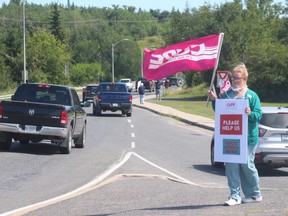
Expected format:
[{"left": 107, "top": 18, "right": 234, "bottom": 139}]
[{"left": 0, "top": 0, "right": 287, "bottom": 101}]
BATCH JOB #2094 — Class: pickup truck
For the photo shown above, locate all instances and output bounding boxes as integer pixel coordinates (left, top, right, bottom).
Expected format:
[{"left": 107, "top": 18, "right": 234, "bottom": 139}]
[
  {"left": 0, "top": 83, "right": 90, "bottom": 154},
  {"left": 119, "top": 78, "right": 133, "bottom": 91},
  {"left": 92, "top": 82, "right": 132, "bottom": 117}
]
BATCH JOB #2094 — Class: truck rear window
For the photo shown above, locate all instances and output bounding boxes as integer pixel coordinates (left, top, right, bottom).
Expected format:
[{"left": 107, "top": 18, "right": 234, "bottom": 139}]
[
  {"left": 99, "top": 84, "right": 127, "bottom": 92},
  {"left": 13, "top": 85, "right": 70, "bottom": 105}
]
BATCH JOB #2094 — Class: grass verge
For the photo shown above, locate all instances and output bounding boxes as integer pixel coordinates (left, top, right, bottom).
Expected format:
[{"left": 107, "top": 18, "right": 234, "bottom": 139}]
[{"left": 149, "top": 84, "right": 288, "bottom": 120}]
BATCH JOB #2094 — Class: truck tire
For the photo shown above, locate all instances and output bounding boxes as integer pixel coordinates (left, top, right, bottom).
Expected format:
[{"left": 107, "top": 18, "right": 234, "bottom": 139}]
[
  {"left": 95, "top": 107, "right": 101, "bottom": 116},
  {"left": 74, "top": 125, "right": 86, "bottom": 148},
  {"left": 59, "top": 127, "right": 72, "bottom": 154},
  {"left": 0, "top": 133, "right": 12, "bottom": 150}
]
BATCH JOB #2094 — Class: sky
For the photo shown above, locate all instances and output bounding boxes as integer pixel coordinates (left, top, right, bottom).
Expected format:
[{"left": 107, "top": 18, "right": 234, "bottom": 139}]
[
  {"left": 1, "top": 0, "right": 285, "bottom": 11},
  {"left": 0, "top": 0, "right": 226, "bottom": 11}
]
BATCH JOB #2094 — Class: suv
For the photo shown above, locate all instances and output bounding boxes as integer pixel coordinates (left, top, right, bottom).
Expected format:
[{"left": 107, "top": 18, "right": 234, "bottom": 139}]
[
  {"left": 82, "top": 83, "right": 99, "bottom": 102},
  {"left": 136, "top": 77, "right": 155, "bottom": 92},
  {"left": 211, "top": 106, "right": 288, "bottom": 169},
  {"left": 168, "top": 77, "right": 181, "bottom": 87}
]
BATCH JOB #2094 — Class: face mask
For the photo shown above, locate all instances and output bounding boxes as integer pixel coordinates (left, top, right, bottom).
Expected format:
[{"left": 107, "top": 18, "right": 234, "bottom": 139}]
[
  {"left": 231, "top": 86, "right": 247, "bottom": 92},
  {"left": 231, "top": 87, "right": 241, "bottom": 91}
]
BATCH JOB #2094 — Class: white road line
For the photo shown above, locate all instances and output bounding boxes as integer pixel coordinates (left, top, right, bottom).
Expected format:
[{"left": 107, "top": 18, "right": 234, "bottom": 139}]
[
  {"left": 131, "top": 142, "right": 136, "bottom": 148},
  {"left": 130, "top": 125, "right": 134, "bottom": 128},
  {"left": 1, "top": 152, "right": 133, "bottom": 216},
  {"left": 131, "top": 133, "right": 135, "bottom": 138},
  {"left": 1, "top": 151, "right": 224, "bottom": 216}
]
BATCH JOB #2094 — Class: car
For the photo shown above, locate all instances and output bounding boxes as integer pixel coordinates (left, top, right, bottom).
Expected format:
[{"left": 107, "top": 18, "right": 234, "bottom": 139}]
[
  {"left": 210, "top": 106, "right": 288, "bottom": 169},
  {"left": 168, "top": 77, "right": 181, "bottom": 87},
  {"left": 82, "top": 83, "right": 99, "bottom": 102},
  {"left": 135, "top": 77, "right": 155, "bottom": 92},
  {"left": 119, "top": 78, "right": 133, "bottom": 91}
]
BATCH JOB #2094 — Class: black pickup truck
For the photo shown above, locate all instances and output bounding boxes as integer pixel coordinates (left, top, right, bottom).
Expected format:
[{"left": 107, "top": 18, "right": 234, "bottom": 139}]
[
  {"left": 93, "top": 82, "right": 132, "bottom": 117},
  {"left": 0, "top": 83, "right": 90, "bottom": 154}
]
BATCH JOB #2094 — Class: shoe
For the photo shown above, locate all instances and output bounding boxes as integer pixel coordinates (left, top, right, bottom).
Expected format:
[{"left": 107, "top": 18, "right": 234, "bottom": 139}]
[
  {"left": 224, "top": 198, "right": 241, "bottom": 206},
  {"left": 242, "top": 196, "right": 262, "bottom": 203}
]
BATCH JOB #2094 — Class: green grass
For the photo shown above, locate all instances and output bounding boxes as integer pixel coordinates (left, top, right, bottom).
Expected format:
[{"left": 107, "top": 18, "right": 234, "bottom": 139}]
[{"left": 149, "top": 84, "right": 288, "bottom": 120}]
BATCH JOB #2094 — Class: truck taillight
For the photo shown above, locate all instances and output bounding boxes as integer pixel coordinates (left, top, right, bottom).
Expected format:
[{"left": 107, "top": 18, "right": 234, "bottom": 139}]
[
  {"left": 258, "top": 128, "right": 266, "bottom": 137},
  {"left": 129, "top": 95, "right": 133, "bottom": 102},
  {"left": 38, "top": 84, "right": 51, "bottom": 88},
  {"left": 0, "top": 105, "right": 2, "bottom": 118},
  {"left": 60, "top": 110, "right": 68, "bottom": 124},
  {"left": 98, "top": 95, "right": 102, "bottom": 102}
]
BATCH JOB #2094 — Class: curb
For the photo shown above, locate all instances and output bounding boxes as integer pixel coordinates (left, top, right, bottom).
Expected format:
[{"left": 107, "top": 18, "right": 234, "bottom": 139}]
[{"left": 133, "top": 103, "right": 214, "bottom": 131}]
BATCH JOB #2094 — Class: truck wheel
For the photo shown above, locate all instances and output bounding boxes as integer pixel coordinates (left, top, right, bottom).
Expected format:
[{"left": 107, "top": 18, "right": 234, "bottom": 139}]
[
  {"left": 126, "top": 107, "right": 132, "bottom": 117},
  {"left": 59, "top": 127, "right": 72, "bottom": 154},
  {"left": 0, "top": 133, "right": 12, "bottom": 150},
  {"left": 95, "top": 107, "right": 101, "bottom": 116},
  {"left": 74, "top": 125, "right": 86, "bottom": 148}
]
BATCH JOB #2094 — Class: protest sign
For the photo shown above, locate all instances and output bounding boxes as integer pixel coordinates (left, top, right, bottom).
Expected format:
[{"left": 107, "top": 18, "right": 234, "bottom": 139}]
[{"left": 214, "top": 99, "right": 248, "bottom": 163}]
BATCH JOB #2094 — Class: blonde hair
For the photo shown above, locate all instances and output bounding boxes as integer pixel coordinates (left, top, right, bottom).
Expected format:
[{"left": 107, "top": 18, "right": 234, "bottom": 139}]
[{"left": 233, "top": 63, "right": 248, "bottom": 81}]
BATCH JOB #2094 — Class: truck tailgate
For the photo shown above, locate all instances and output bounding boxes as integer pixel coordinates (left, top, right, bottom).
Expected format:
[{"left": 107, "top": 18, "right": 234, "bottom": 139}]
[
  {"left": 1, "top": 101, "right": 66, "bottom": 127},
  {"left": 100, "top": 92, "right": 131, "bottom": 103}
]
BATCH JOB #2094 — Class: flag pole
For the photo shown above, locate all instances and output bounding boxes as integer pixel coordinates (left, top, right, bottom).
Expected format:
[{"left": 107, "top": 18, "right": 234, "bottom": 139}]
[{"left": 206, "top": 32, "right": 224, "bottom": 106}]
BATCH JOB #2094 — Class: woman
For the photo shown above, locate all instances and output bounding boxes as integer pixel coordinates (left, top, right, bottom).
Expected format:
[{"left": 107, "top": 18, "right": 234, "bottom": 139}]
[{"left": 208, "top": 64, "right": 262, "bottom": 206}]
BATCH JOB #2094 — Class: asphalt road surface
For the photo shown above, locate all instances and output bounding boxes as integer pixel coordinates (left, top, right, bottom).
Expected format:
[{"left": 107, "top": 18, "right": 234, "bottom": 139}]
[{"left": 0, "top": 105, "right": 288, "bottom": 216}]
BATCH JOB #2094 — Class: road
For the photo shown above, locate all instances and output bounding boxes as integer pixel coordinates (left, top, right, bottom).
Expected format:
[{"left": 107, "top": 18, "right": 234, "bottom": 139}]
[{"left": 0, "top": 102, "right": 288, "bottom": 216}]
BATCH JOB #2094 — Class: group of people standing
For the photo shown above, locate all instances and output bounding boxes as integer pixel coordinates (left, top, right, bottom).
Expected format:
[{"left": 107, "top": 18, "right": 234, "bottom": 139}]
[{"left": 137, "top": 79, "right": 162, "bottom": 104}]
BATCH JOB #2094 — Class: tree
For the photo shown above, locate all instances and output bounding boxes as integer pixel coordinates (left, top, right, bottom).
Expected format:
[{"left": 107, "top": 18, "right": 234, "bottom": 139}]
[
  {"left": 69, "top": 63, "right": 104, "bottom": 86},
  {"left": 3, "top": 23, "right": 23, "bottom": 83},
  {"left": 50, "top": 3, "right": 64, "bottom": 42},
  {"left": 26, "top": 28, "right": 71, "bottom": 84}
]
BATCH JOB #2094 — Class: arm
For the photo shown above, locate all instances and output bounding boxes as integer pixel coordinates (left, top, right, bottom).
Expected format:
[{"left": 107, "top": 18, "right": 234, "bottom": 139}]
[{"left": 246, "top": 91, "right": 262, "bottom": 122}]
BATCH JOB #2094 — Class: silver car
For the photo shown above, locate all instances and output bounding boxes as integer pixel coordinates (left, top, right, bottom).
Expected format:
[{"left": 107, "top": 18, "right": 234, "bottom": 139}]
[
  {"left": 211, "top": 106, "right": 288, "bottom": 169},
  {"left": 255, "top": 107, "right": 288, "bottom": 168}
]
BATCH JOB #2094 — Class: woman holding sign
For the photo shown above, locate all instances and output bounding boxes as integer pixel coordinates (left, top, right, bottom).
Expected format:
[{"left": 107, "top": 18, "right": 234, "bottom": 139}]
[{"left": 208, "top": 63, "right": 262, "bottom": 206}]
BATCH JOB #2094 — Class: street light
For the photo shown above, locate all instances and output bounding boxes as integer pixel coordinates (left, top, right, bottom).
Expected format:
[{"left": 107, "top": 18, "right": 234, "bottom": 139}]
[
  {"left": 111, "top": 38, "right": 129, "bottom": 82},
  {"left": 23, "top": 0, "right": 27, "bottom": 83}
]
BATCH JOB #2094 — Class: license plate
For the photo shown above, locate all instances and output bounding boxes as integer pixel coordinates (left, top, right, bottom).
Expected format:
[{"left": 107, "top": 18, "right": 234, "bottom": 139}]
[
  {"left": 281, "top": 134, "right": 288, "bottom": 141},
  {"left": 112, "top": 103, "right": 118, "bottom": 107},
  {"left": 25, "top": 125, "right": 36, "bottom": 132}
]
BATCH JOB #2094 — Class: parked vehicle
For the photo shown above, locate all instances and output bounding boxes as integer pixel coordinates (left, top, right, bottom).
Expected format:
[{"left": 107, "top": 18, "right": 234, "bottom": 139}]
[
  {"left": 168, "top": 77, "right": 181, "bottom": 87},
  {"left": 82, "top": 83, "right": 99, "bottom": 102},
  {"left": 210, "top": 106, "right": 288, "bottom": 168},
  {"left": 0, "top": 83, "right": 90, "bottom": 154},
  {"left": 119, "top": 78, "right": 133, "bottom": 91},
  {"left": 135, "top": 77, "right": 155, "bottom": 92},
  {"left": 93, "top": 82, "right": 132, "bottom": 117}
]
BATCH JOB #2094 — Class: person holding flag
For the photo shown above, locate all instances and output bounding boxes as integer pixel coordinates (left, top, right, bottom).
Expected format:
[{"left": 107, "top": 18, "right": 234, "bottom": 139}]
[{"left": 207, "top": 63, "right": 262, "bottom": 206}]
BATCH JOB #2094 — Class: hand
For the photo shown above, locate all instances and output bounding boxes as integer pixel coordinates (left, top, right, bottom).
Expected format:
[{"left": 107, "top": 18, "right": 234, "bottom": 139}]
[
  {"left": 207, "top": 90, "right": 217, "bottom": 101},
  {"left": 245, "top": 107, "right": 251, "bottom": 115}
]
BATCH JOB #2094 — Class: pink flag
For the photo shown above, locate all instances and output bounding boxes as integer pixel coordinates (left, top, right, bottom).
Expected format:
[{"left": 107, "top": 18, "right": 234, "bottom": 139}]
[{"left": 143, "top": 33, "right": 222, "bottom": 80}]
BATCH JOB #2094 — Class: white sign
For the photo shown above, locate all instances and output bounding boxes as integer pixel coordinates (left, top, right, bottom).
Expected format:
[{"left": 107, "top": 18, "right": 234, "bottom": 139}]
[{"left": 214, "top": 99, "right": 248, "bottom": 164}]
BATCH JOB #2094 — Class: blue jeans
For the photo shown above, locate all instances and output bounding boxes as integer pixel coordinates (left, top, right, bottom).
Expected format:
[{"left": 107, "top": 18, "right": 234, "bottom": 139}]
[
  {"left": 225, "top": 144, "right": 261, "bottom": 201},
  {"left": 139, "top": 94, "right": 145, "bottom": 104}
]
